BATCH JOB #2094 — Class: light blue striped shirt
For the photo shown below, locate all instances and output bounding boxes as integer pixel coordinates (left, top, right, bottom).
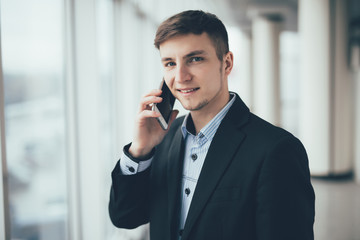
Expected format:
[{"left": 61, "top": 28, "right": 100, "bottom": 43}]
[{"left": 179, "top": 93, "right": 235, "bottom": 231}]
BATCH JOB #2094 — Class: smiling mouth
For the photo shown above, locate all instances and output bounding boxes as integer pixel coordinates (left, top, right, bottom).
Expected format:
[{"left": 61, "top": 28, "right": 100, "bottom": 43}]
[{"left": 178, "top": 88, "right": 200, "bottom": 93}]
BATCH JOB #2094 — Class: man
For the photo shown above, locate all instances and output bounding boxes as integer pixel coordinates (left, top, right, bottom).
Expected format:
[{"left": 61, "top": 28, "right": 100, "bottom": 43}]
[{"left": 109, "top": 10, "right": 315, "bottom": 240}]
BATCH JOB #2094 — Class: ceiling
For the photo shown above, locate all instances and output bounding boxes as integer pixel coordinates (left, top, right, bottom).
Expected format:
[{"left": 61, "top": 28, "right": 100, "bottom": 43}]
[{"left": 218, "top": 0, "right": 360, "bottom": 33}]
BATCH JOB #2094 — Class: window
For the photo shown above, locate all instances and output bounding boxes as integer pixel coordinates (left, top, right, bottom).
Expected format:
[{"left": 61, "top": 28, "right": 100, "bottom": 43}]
[{"left": 1, "top": 0, "right": 68, "bottom": 239}]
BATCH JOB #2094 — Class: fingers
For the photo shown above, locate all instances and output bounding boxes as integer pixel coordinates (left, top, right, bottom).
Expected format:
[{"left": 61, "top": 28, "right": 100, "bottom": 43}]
[
  {"left": 138, "top": 109, "right": 161, "bottom": 119},
  {"left": 143, "top": 88, "right": 162, "bottom": 97},
  {"left": 139, "top": 89, "right": 163, "bottom": 112}
]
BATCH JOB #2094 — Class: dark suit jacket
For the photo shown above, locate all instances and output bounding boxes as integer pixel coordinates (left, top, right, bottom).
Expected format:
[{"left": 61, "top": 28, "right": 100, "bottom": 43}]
[{"left": 109, "top": 93, "right": 315, "bottom": 240}]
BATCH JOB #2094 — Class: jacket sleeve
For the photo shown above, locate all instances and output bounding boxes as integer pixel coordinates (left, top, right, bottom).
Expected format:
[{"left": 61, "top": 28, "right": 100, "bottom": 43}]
[
  {"left": 255, "top": 135, "right": 315, "bottom": 240},
  {"left": 108, "top": 160, "right": 151, "bottom": 229}
]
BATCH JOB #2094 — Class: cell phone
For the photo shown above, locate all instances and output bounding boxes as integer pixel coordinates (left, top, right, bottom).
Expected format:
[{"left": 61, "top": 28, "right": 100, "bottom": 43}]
[{"left": 152, "top": 79, "right": 176, "bottom": 130}]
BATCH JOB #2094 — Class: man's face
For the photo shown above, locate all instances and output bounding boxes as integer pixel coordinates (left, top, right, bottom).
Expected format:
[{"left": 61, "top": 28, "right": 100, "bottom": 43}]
[{"left": 159, "top": 33, "right": 233, "bottom": 114}]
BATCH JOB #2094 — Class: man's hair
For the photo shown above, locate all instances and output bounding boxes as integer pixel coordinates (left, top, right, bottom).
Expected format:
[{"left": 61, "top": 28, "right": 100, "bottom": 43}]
[{"left": 154, "top": 10, "right": 229, "bottom": 61}]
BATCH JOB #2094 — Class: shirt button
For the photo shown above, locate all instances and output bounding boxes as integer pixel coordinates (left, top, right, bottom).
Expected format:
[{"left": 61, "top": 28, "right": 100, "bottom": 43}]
[
  {"left": 128, "top": 166, "right": 135, "bottom": 173},
  {"left": 185, "top": 188, "right": 191, "bottom": 196},
  {"left": 191, "top": 154, "right": 197, "bottom": 161}
]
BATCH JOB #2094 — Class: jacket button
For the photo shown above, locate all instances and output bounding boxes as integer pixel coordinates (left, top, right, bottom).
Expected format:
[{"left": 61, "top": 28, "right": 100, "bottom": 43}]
[{"left": 191, "top": 154, "right": 197, "bottom": 161}]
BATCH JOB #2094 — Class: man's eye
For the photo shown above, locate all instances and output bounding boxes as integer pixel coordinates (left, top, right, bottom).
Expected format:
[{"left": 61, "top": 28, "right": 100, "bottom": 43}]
[
  {"left": 165, "top": 62, "right": 176, "bottom": 67},
  {"left": 190, "top": 57, "right": 203, "bottom": 62}
]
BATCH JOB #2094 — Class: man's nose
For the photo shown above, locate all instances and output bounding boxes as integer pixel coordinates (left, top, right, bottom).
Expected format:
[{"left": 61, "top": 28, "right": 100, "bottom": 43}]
[{"left": 175, "top": 64, "right": 191, "bottom": 83}]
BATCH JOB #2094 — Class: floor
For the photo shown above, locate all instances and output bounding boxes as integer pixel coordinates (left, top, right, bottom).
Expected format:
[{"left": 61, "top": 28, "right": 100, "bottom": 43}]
[{"left": 312, "top": 177, "right": 360, "bottom": 240}]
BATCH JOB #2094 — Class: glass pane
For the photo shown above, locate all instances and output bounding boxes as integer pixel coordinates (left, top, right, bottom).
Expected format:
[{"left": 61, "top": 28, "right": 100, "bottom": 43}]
[{"left": 1, "top": 0, "right": 67, "bottom": 239}]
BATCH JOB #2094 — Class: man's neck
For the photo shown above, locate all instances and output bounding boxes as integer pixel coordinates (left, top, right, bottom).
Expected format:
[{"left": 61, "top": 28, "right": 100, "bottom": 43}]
[{"left": 190, "top": 93, "right": 230, "bottom": 134}]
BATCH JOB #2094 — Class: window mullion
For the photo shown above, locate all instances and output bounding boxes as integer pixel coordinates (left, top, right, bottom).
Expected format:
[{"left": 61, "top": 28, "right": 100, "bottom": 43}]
[
  {"left": 64, "top": 0, "right": 82, "bottom": 239},
  {"left": 0, "top": 28, "right": 10, "bottom": 240}
]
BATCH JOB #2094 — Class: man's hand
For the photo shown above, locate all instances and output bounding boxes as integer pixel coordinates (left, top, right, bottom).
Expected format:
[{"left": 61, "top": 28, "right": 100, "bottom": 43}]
[{"left": 129, "top": 89, "right": 178, "bottom": 159}]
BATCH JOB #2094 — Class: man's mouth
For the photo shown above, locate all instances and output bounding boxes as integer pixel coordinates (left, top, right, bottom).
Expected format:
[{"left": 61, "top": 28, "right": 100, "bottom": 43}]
[{"left": 178, "top": 88, "right": 199, "bottom": 93}]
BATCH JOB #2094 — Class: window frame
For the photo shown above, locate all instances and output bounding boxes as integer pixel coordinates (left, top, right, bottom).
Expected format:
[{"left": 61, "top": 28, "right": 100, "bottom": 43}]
[{"left": 0, "top": 27, "right": 11, "bottom": 240}]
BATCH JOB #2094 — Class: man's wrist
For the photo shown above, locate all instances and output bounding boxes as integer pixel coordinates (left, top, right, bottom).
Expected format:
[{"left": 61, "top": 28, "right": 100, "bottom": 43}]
[
  {"left": 124, "top": 143, "right": 155, "bottom": 162},
  {"left": 120, "top": 144, "right": 154, "bottom": 174}
]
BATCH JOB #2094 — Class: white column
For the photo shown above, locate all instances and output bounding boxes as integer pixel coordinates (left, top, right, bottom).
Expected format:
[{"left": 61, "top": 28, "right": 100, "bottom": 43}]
[
  {"left": 353, "top": 44, "right": 360, "bottom": 183},
  {"left": 299, "top": 0, "right": 331, "bottom": 175},
  {"left": 332, "top": 0, "right": 353, "bottom": 175},
  {"left": 227, "top": 28, "right": 253, "bottom": 109},
  {"left": 299, "top": 0, "right": 353, "bottom": 176},
  {"left": 252, "top": 16, "right": 282, "bottom": 126},
  {"left": 235, "top": 30, "right": 253, "bottom": 109},
  {"left": 355, "top": 69, "right": 360, "bottom": 184}
]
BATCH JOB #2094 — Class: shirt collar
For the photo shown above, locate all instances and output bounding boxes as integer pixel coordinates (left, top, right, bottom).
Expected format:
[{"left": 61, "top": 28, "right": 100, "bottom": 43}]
[{"left": 181, "top": 92, "right": 236, "bottom": 144}]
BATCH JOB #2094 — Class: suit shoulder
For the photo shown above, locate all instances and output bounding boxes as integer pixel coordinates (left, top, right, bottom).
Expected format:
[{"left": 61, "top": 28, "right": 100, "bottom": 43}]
[
  {"left": 166, "top": 115, "right": 184, "bottom": 135},
  {"left": 242, "top": 113, "right": 308, "bottom": 165},
  {"left": 246, "top": 112, "right": 299, "bottom": 144},
  {"left": 157, "top": 115, "right": 184, "bottom": 146},
  {"left": 171, "top": 115, "right": 185, "bottom": 128}
]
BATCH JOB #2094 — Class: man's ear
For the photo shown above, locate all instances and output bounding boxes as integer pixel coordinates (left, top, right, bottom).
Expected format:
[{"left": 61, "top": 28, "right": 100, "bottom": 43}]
[{"left": 224, "top": 51, "right": 234, "bottom": 75}]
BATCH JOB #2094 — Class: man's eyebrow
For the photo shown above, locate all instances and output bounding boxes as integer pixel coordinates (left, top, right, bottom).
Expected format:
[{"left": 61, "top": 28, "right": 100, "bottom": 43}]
[
  {"left": 184, "top": 50, "right": 207, "bottom": 59},
  {"left": 161, "top": 57, "right": 173, "bottom": 62},
  {"left": 161, "top": 50, "right": 208, "bottom": 62}
]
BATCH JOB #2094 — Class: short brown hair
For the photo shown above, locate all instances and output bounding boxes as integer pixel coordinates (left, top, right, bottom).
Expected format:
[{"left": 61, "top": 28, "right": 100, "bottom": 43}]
[{"left": 154, "top": 10, "right": 229, "bottom": 61}]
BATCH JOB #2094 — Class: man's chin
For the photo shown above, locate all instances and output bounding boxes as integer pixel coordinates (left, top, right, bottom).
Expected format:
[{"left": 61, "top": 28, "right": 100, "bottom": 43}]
[{"left": 180, "top": 100, "right": 208, "bottom": 112}]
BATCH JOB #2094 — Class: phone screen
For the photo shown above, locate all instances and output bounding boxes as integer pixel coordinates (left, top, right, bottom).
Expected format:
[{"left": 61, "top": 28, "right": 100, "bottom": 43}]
[{"left": 152, "top": 79, "right": 176, "bottom": 130}]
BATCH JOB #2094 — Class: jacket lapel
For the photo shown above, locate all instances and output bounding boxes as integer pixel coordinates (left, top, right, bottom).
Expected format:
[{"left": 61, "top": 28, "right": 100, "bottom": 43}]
[
  {"left": 167, "top": 126, "right": 185, "bottom": 239},
  {"left": 181, "top": 95, "right": 250, "bottom": 240}
]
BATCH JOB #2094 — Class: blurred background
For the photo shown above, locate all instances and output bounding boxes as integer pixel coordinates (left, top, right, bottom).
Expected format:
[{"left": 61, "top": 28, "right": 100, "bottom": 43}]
[{"left": 0, "top": 0, "right": 359, "bottom": 239}]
